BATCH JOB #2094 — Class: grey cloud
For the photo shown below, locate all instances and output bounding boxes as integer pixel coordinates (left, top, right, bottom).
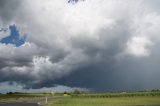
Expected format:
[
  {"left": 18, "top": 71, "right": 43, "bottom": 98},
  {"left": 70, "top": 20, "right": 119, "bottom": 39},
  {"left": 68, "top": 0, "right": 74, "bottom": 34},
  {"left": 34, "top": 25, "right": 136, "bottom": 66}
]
[
  {"left": 0, "top": 0, "right": 22, "bottom": 25},
  {"left": 0, "top": 0, "right": 160, "bottom": 91},
  {"left": 145, "top": 0, "right": 160, "bottom": 13}
]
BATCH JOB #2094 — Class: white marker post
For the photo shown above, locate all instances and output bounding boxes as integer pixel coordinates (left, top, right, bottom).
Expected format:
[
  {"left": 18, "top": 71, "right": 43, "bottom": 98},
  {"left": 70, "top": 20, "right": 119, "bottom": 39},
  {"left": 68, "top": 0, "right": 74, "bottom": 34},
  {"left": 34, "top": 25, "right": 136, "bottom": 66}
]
[{"left": 46, "top": 97, "right": 48, "bottom": 103}]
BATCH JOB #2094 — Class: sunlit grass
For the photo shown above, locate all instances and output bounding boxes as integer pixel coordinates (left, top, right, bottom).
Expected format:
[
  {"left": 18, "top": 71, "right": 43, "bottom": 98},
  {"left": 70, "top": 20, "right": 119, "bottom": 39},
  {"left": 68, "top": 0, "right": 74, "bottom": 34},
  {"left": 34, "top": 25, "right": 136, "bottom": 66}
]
[{"left": 48, "top": 96, "right": 160, "bottom": 106}]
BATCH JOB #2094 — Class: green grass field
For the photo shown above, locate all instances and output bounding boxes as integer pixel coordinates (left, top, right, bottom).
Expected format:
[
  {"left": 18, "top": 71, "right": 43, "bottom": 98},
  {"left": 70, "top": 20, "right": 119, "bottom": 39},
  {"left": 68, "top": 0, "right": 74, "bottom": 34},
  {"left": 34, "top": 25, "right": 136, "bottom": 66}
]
[
  {"left": 47, "top": 92, "right": 160, "bottom": 106},
  {"left": 0, "top": 92, "right": 160, "bottom": 106},
  {"left": 0, "top": 93, "right": 49, "bottom": 103},
  {"left": 48, "top": 96, "right": 160, "bottom": 106}
]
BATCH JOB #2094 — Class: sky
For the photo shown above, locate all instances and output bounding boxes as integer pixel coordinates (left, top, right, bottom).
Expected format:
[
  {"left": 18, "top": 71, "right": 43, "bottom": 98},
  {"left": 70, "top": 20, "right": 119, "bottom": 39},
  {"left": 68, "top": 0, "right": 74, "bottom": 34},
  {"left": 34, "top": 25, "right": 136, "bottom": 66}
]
[{"left": 0, "top": 0, "right": 160, "bottom": 93}]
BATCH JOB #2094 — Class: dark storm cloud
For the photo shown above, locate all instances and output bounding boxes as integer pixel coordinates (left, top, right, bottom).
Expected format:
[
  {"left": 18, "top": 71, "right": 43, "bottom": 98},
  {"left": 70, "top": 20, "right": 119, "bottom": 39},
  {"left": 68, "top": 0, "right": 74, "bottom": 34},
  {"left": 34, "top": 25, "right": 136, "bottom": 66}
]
[
  {"left": 0, "top": 0, "right": 160, "bottom": 91},
  {"left": 53, "top": 52, "right": 160, "bottom": 92}
]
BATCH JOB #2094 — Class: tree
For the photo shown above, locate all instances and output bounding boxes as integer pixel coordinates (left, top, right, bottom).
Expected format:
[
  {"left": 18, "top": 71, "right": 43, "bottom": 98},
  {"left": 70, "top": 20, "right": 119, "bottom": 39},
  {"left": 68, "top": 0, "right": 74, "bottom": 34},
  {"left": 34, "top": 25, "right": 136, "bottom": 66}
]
[{"left": 74, "top": 89, "right": 81, "bottom": 94}]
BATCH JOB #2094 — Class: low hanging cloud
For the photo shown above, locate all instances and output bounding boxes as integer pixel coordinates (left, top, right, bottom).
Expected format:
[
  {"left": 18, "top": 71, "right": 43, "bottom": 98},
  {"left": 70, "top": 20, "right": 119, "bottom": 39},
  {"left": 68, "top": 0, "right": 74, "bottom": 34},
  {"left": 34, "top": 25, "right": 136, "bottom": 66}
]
[{"left": 0, "top": 0, "right": 160, "bottom": 91}]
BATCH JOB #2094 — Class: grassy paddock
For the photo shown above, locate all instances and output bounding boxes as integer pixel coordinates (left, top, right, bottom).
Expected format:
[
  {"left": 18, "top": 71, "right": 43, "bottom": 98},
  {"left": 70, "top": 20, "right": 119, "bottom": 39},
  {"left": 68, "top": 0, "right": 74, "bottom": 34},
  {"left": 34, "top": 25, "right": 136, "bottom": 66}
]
[
  {"left": 1, "top": 92, "right": 160, "bottom": 105},
  {"left": 71, "top": 92, "right": 160, "bottom": 98},
  {"left": 48, "top": 92, "right": 160, "bottom": 106},
  {"left": 0, "top": 93, "right": 49, "bottom": 102},
  {"left": 48, "top": 96, "right": 160, "bottom": 106}
]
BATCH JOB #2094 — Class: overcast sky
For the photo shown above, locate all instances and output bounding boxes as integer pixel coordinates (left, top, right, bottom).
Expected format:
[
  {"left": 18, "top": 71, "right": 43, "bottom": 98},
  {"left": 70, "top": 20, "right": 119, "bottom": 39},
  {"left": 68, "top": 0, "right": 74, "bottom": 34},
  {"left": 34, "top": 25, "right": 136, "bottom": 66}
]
[{"left": 0, "top": 0, "right": 160, "bottom": 93}]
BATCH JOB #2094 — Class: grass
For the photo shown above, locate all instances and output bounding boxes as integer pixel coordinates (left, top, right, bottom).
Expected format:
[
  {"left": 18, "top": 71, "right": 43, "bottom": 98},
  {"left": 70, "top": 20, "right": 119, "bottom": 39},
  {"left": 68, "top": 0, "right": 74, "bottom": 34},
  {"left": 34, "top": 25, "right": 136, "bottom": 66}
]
[
  {"left": 0, "top": 93, "right": 49, "bottom": 103},
  {"left": 48, "top": 96, "right": 160, "bottom": 106},
  {"left": 0, "top": 92, "right": 160, "bottom": 106},
  {"left": 47, "top": 92, "right": 160, "bottom": 106}
]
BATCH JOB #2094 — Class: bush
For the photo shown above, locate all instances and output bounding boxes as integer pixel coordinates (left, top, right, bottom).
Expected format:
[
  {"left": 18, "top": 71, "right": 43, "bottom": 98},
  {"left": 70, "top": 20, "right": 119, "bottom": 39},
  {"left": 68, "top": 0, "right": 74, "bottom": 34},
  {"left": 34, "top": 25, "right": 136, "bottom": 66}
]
[
  {"left": 6, "top": 92, "right": 13, "bottom": 95},
  {"left": 74, "top": 89, "right": 81, "bottom": 94}
]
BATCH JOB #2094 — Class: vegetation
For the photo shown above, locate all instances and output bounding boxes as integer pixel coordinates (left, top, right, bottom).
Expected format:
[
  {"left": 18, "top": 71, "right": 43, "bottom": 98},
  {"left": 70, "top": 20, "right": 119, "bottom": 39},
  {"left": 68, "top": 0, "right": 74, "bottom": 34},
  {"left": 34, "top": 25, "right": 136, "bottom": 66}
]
[
  {"left": 48, "top": 96, "right": 160, "bottom": 106},
  {"left": 47, "top": 91, "right": 160, "bottom": 106},
  {"left": 0, "top": 93, "right": 50, "bottom": 103},
  {"left": 0, "top": 91, "right": 160, "bottom": 106},
  {"left": 71, "top": 91, "right": 160, "bottom": 98}
]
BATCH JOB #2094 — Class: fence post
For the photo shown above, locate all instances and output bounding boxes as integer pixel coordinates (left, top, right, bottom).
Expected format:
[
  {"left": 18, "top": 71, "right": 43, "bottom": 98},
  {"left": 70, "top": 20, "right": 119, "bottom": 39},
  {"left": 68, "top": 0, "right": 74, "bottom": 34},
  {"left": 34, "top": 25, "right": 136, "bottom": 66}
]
[{"left": 46, "top": 97, "right": 48, "bottom": 103}]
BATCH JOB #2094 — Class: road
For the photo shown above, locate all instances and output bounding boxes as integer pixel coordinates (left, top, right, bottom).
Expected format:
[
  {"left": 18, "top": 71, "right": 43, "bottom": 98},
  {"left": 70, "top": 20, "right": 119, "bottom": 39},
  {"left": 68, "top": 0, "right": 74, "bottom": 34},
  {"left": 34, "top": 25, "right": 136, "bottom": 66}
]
[
  {"left": 0, "top": 102, "right": 41, "bottom": 106},
  {"left": 0, "top": 96, "right": 55, "bottom": 106}
]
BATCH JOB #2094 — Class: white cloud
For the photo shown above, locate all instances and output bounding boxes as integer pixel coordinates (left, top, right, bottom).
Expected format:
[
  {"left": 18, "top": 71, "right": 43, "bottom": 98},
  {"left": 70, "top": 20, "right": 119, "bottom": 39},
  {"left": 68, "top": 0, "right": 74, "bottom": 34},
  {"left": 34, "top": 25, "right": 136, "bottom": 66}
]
[
  {"left": 0, "top": 27, "right": 10, "bottom": 39},
  {"left": 125, "top": 37, "right": 153, "bottom": 57}
]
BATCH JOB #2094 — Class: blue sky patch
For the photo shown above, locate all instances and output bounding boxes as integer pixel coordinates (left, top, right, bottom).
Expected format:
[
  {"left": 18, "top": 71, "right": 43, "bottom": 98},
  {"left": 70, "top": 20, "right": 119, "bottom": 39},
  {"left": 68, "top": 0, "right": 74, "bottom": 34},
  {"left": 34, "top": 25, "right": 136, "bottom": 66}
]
[{"left": 0, "top": 25, "right": 26, "bottom": 47}]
